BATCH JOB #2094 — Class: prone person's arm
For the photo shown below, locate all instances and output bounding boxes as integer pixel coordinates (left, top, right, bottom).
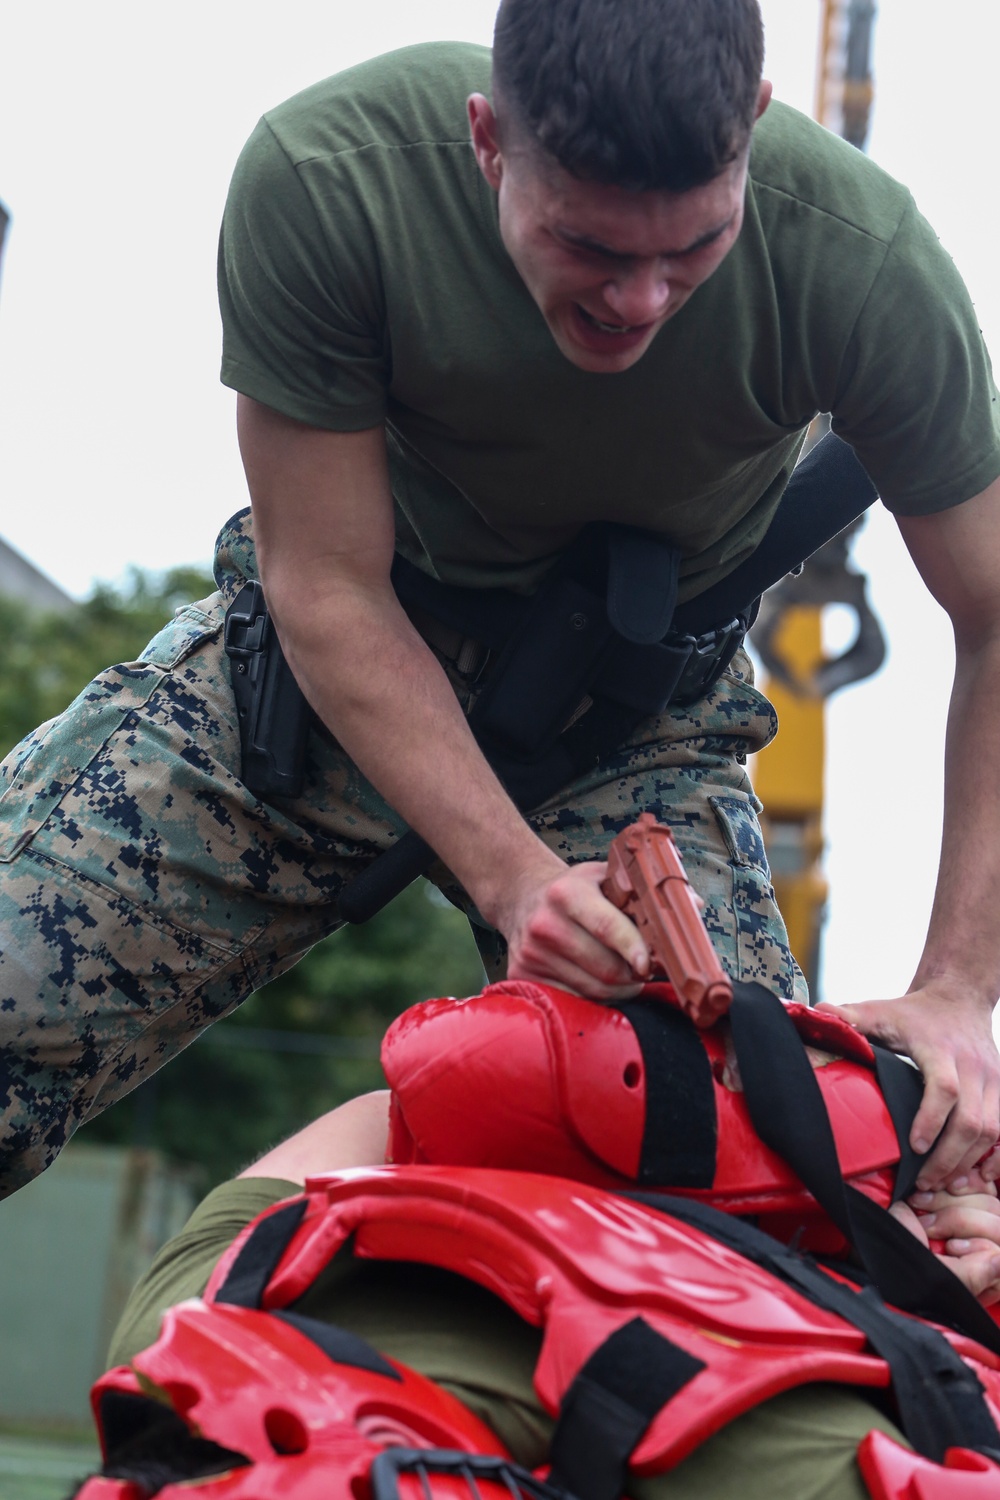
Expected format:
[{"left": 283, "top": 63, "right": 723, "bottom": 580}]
[
  {"left": 237, "top": 396, "right": 648, "bottom": 1000},
  {"left": 821, "top": 476, "right": 1000, "bottom": 1190},
  {"left": 239, "top": 1088, "right": 391, "bottom": 1184}
]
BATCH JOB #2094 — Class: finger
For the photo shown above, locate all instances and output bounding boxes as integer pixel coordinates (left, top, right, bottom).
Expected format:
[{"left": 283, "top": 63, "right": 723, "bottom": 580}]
[
  {"left": 910, "top": 1066, "right": 973, "bottom": 1189},
  {"left": 507, "top": 941, "right": 636, "bottom": 1000},
  {"left": 933, "top": 1166, "right": 997, "bottom": 1198},
  {"left": 507, "top": 911, "right": 643, "bottom": 999},
  {"left": 888, "top": 1200, "right": 928, "bottom": 1246},
  {"left": 553, "top": 868, "right": 650, "bottom": 975},
  {"left": 977, "top": 1082, "right": 1000, "bottom": 1178},
  {"left": 944, "top": 1236, "right": 1000, "bottom": 1256},
  {"left": 912, "top": 1049, "right": 1000, "bottom": 1188},
  {"left": 917, "top": 1204, "right": 1000, "bottom": 1246},
  {"left": 512, "top": 888, "right": 640, "bottom": 988},
  {"left": 914, "top": 1102, "right": 999, "bottom": 1192},
  {"left": 978, "top": 1144, "right": 1000, "bottom": 1186},
  {"left": 910, "top": 1190, "right": 998, "bottom": 1218},
  {"left": 939, "top": 1248, "right": 1000, "bottom": 1303}
]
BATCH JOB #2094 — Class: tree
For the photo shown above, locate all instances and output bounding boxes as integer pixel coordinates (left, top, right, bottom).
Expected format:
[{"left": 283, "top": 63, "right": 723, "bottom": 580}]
[
  {"left": 0, "top": 566, "right": 217, "bottom": 751},
  {"left": 0, "top": 571, "right": 485, "bottom": 1186}
]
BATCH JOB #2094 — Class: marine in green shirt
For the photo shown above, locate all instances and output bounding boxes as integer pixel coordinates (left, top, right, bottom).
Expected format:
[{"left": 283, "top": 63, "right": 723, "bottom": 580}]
[
  {"left": 221, "top": 0, "right": 1000, "bottom": 1193},
  {"left": 220, "top": 44, "right": 1000, "bottom": 602}
]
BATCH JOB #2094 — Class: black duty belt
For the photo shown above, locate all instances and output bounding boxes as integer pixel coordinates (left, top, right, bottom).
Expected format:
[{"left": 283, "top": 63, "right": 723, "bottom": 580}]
[{"left": 223, "top": 432, "right": 879, "bottom": 921}]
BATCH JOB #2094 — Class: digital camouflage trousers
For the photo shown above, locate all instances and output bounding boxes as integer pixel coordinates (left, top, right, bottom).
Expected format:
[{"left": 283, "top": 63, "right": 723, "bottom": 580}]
[{"left": 0, "top": 508, "right": 805, "bottom": 1195}]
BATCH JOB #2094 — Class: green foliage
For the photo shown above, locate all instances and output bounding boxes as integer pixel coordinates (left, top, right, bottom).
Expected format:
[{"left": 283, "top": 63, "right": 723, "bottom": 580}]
[
  {"left": 0, "top": 566, "right": 217, "bottom": 758},
  {"left": 1, "top": 570, "right": 486, "bottom": 1187}
]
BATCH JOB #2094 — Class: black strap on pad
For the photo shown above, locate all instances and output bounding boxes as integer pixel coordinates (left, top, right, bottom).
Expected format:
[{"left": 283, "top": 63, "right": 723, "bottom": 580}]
[
  {"left": 627, "top": 1189, "right": 1000, "bottom": 1465},
  {"left": 272, "top": 1309, "right": 402, "bottom": 1381},
  {"left": 727, "top": 982, "right": 1000, "bottom": 1357},
  {"left": 673, "top": 432, "right": 878, "bottom": 636},
  {"left": 211, "top": 1199, "right": 403, "bottom": 1382},
  {"left": 869, "top": 1043, "right": 927, "bottom": 1202},
  {"left": 213, "top": 1198, "right": 308, "bottom": 1309},
  {"left": 547, "top": 1317, "right": 706, "bottom": 1500},
  {"left": 618, "top": 998, "right": 717, "bottom": 1187}
]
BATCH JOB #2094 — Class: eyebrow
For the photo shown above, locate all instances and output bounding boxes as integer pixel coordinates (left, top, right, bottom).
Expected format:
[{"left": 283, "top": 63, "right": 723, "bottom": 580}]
[{"left": 554, "top": 217, "right": 735, "bottom": 261}]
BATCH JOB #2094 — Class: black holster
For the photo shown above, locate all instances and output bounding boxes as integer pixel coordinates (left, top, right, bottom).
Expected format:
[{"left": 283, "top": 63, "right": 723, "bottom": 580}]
[{"left": 224, "top": 581, "right": 312, "bottom": 801}]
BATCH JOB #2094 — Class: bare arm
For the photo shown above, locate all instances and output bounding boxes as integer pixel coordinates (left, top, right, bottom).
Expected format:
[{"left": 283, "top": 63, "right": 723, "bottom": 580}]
[
  {"left": 822, "top": 475, "right": 1000, "bottom": 1189},
  {"left": 239, "top": 1090, "right": 392, "bottom": 1185},
  {"left": 237, "top": 396, "right": 648, "bottom": 998}
]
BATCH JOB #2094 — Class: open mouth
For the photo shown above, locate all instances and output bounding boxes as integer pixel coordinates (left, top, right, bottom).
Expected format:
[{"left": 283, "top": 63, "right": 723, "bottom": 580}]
[{"left": 577, "top": 306, "right": 640, "bottom": 335}]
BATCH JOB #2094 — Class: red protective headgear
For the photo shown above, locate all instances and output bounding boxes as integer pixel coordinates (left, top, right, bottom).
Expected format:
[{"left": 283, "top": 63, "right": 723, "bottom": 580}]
[{"left": 81, "top": 1294, "right": 547, "bottom": 1500}]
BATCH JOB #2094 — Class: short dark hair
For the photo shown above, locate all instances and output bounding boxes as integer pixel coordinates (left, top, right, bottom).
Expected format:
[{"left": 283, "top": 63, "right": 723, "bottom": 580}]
[{"left": 492, "top": 0, "right": 765, "bottom": 192}]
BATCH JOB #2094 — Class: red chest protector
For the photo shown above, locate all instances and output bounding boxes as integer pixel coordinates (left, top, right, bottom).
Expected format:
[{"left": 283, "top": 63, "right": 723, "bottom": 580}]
[{"left": 86, "top": 1163, "right": 1000, "bottom": 1500}]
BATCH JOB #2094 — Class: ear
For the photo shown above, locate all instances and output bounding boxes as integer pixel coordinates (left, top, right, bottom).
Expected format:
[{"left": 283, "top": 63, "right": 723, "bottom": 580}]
[
  {"left": 468, "top": 92, "right": 504, "bottom": 190},
  {"left": 754, "top": 79, "right": 773, "bottom": 122}
]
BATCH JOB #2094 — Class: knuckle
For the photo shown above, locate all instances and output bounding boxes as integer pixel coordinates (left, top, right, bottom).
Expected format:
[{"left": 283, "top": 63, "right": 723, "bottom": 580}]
[
  {"left": 952, "top": 1105, "right": 990, "bottom": 1144},
  {"left": 933, "top": 1075, "right": 961, "bottom": 1107},
  {"left": 525, "top": 907, "right": 562, "bottom": 947}
]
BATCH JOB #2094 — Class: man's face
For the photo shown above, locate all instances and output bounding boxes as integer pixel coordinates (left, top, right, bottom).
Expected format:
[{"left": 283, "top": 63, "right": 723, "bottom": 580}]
[{"left": 469, "top": 90, "right": 767, "bottom": 374}]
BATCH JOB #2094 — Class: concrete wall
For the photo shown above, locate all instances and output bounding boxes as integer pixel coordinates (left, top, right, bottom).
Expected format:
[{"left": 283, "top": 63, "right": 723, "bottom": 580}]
[{"left": 0, "top": 1143, "right": 197, "bottom": 1425}]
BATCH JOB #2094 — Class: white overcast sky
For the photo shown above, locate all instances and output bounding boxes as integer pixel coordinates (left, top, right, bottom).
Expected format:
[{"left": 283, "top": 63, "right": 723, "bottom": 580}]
[{"left": 1, "top": 1, "right": 999, "bottom": 1007}]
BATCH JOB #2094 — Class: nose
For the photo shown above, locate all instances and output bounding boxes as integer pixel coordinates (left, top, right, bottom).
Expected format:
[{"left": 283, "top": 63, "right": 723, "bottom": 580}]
[{"left": 601, "top": 261, "right": 671, "bottom": 325}]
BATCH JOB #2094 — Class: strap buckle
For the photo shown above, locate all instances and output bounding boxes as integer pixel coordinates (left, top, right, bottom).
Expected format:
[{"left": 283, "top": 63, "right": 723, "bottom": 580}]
[
  {"left": 668, "top": 616, "right": 747, "bottom": 707},
  {"left": 369, "top": 1448, "right": 570, "bottom": 1500}
]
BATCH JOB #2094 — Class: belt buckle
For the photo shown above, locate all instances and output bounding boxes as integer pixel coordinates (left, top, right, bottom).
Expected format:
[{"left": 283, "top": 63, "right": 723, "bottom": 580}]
[{"left": 671, "top": 617, "right": 745, "bottom": 706}]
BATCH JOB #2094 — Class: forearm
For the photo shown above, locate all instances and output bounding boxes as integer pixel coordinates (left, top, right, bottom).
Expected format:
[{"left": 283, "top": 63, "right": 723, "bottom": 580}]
[
  {"left": 820, "top": 490, "right": 1000, "bottom": 1186},
  {"left": 267, "top": 570, "right": 559, "bottom": 928},
  {"left": 238, "top": 398, "right": 646, "bottom": 994},
  {"left": 239, "top": 1090, "right": 391, "bottom": 1185},
  {"left": 912, "top": 629, "right": 1000, "bottom": 1013}
]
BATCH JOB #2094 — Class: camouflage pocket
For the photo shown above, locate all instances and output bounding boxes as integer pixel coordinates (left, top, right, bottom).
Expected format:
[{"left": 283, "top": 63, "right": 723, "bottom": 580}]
[
  {"left": 0, "top": 666, "right": 162, "bottom": 862},
  {"left": 709, "top": 793, "right": 804, "bottom": 1003},
  {"left": 0, "top": 605, "right": 221, "bottom": 863}
]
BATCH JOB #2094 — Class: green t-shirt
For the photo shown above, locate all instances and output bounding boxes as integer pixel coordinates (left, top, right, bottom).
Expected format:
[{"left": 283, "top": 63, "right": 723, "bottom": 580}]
[{"left": 219, "top": 42, "right": 1000, "bottom": 601}]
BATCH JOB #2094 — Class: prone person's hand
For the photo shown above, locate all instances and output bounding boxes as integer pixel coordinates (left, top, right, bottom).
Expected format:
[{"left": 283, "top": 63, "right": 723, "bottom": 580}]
[
  {"left": 818, "top": 982, "right": 1000, "bottom": 1192},
  {"left": 499, "top": 856, "right": 650, "bottom": 1001},
  {"left": 890, "top": 1165, "right": 1000, "bottom": 1306}
]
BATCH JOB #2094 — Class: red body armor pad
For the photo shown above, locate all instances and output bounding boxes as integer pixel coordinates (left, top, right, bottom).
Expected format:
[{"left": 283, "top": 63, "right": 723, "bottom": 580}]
[
  {"left": 200, "top": 1166, "right": 1000, "bottom": 1477},
  {"left": 383, "top": 980, "right": 902, "bottom": 1245},
  {"left": 859, "top": 1431, "right": 1000, "bottom": 1499}
]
